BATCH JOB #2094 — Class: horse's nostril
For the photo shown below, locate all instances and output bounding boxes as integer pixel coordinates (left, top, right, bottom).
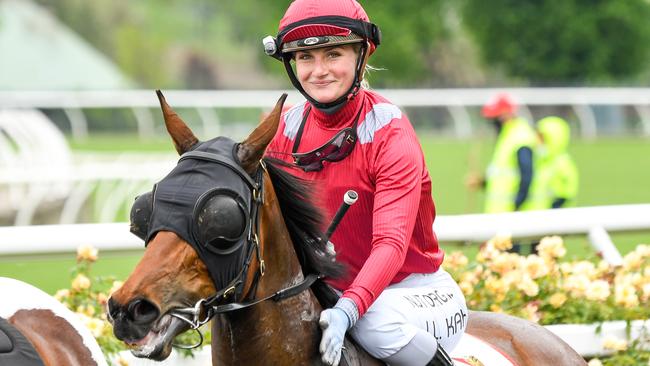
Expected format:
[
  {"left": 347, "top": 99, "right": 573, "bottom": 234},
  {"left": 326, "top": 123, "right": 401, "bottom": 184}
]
[
  {"left": 127, "top": 299, "right": 159, "bottom": 324},
  {"left": 107, "top": 297, "right": 121, "bottom": 320}
]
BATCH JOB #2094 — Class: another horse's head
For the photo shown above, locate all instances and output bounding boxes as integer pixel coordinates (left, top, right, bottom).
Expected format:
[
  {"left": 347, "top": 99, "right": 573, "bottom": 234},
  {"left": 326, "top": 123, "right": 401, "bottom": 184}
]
[{"left": 106, "top": 91, "right": 286, "bottom": 360}]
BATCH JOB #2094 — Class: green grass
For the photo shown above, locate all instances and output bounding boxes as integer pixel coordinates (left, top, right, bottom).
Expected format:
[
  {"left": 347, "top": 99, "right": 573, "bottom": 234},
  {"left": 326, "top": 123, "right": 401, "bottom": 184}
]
[
  {"left": 69, "top": 134, "right": 174, "bottom": 152},
  {"left": 0, "top": 251, "right": 143, "bottom": 295},
  {"left": 421, "top": 136, "right": 650, "bottom": 214},
  {"left": 3, "top": 134, "right": 649, "bottom": 294},
  {"left": 423, "top": 135, "right": 650, "bottom": 258}
]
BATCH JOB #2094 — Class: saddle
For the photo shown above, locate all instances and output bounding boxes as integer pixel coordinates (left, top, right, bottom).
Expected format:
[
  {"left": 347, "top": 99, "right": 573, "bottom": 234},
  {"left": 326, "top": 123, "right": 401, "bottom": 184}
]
[{"left": 0, "top": 317, "right": 45, "bottom": 366}]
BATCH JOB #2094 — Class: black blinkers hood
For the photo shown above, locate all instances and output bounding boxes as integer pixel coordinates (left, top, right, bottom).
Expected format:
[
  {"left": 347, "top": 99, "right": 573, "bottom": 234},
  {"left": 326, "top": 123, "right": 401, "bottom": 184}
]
[{"left": 141, "top": 137, "right": 259, "bottom": 292}]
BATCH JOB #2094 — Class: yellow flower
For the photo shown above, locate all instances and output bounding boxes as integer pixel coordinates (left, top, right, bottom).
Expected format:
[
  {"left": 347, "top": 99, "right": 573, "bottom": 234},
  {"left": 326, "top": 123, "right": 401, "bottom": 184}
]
[
  {"left": 523, "top": 255, "right": 550, "bottom": 279},
  {"left": 602, "top": 337, "right": 628, "bottom": 352},
  {"left": 489, "top": 304, "right": 503, "bottom": 313},
  {"left": 623, "top": 251, "right": 643, "bottom": 271},
  {"left": 572, "top": 261, "right": 598, "bottom": 279},
  {"left": 615, "top": 273, "right": 644, "bottom": 289},
  {"left": 76, "top": 244, "right": 98, "bottom": 262},
  {"left": 517, "top": 275, "right": 540, "bottom": 297},
  {"left": 587, "top": 359, "right": 603, "bottom": 366},
  {"left": 563, "top": 274, "right": 590, "bottom": 298},
  {"left": 641, "top": 282, "right": 650, "bottom": 302},
  {"left": 488, "top": 234, "right": 513, "bottom": 251},
  {"left": 76, "top": 304, "right": 96, "bottom": 317},
  {"left": 72, "top": 274, "right": 91, "bottom": 291},
  {"left": 78, "top": 312, "right": 113, "bottom": 339},
  {"left": 615, "top": 283, "right": 639, "bottom": 308},
  {"left": 485, "top": 276, "right": 507, "bottom": 296},
  {"left": 474, "top": 265, "right": 484, "bottom": 275},
  {"left": 459, "top": 281, "right": 474, "bottom": 296},
  {"left": 559, "top": 262, "right": 573, "bottom": 274},
  {"left": 81, "top": 316, "right": 106, "bottom": 338},
  {"left": 631, "top": 273, "right": 644, "bottom": 287},
  {"left": 117, "top": 356, "right": 130, "bottom": 366},
  {"left": 585, "top": 280, "right": 610, "bottom": 302},
  {"left": 97, "top": 292, "right": 109, "bottom": 305},
  {"left": 633, "top": 244, "right": 650, "bottom": 257},
  {"left": 596, "top": 260, "right": 611, "bottom": 276},
  {"left": 488, "top": 252, "right": 519, "bottom": 275},
  {"left": 54, "top": 289, "right": 70, "bottom": 301},
  {"left": 477, "top": 243, "right": 500, "bottom": 263},
  {"left": 109, "top": 281, "right": 124, "bottom": 295},
  {"left": 445, "top": 251, "right": 469, "bottom": 270},
  {"left": 537, "top": 236, "right": 566, "bottom": 260},
  {"left": 549, "top": 293, "right": 567, "bottom": 308},
  {"left": 460, "top": 271, "right": 479, "bottom": 286},
  {"left": 500, "top": 271, "right": 521, "bottom": 289}
]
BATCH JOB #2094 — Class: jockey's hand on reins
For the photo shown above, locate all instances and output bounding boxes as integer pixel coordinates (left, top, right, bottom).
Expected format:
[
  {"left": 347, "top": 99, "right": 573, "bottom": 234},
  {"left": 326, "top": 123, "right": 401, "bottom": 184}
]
[
  {"left": 319, "top": 307, "right": 349, "bottom": 366},
  {"left": 319, "top": 297, "right": 359, "bottom": 366}
]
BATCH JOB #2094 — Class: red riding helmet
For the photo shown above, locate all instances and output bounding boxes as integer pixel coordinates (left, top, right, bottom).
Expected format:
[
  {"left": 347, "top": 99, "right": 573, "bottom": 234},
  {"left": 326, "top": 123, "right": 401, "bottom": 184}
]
[
  {"left": 262, "top": 0, "right": 381, "bottom": 110},
  {"left": 277, "top": 0, "right": 379, "bottom": 55},
  {"left": 481, "top": 93, "right": 517, "bottom": 119}
]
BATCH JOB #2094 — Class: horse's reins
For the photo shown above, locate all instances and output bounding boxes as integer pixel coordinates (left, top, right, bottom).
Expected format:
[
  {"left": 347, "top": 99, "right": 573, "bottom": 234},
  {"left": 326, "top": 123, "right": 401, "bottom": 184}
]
[{"left": 170, "top": 160, "right": 356, "bottom": 350}]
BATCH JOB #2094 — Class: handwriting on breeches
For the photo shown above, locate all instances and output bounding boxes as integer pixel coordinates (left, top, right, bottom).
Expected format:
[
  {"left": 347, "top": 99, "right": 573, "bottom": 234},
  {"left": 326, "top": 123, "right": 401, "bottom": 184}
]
[{"left": 402, "top": 291, "right": 467, "bottom": 339}]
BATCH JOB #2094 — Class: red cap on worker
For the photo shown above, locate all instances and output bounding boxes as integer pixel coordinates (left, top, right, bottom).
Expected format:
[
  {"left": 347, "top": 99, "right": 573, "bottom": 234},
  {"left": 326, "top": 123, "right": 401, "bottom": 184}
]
[{"left": 481, "top": 93, "right": 517, "bottom": 118}]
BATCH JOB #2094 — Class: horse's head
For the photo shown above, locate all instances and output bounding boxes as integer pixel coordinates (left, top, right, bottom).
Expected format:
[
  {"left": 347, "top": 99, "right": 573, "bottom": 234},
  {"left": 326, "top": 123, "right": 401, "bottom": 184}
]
[{"left": 107, "top": 91, "right": 287, "bottom": 360}]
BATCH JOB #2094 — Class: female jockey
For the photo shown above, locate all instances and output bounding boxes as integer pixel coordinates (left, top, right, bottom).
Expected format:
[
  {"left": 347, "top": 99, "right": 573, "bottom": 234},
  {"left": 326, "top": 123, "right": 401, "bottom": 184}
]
[{"left": 263, "top": 1, "right": 467, "bottom": 365}]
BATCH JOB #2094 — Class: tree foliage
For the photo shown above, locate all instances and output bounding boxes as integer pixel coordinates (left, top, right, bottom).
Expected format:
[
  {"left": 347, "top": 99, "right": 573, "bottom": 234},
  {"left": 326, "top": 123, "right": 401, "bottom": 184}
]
[
  {"left": 461, "top": 0, "right": 650, "bottom": 84},
  {"left": 33, "top": 0, "right": 650, "bottom": 87},
  {"left": 220, "top": 0, "right": 449, "bottom": 87}
]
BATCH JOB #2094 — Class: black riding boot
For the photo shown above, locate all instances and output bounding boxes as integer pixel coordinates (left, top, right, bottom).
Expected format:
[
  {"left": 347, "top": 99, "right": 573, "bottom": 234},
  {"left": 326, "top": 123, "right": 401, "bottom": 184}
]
[{"left": 426, "top": 345, "right": 453, "bottom": 366}]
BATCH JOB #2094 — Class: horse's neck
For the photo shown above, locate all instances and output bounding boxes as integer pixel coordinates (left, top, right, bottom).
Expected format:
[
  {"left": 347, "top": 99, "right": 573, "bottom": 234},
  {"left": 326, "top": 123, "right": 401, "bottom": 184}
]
[{"left": 210, "top": 180, "right": 322, "bottom": 365}]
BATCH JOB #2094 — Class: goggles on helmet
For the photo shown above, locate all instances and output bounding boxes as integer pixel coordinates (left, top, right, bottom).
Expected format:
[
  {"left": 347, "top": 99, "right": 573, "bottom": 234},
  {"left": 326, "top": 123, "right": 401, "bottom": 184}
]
[{"left": 291, "top": 107, "right": 362, "bottom": 172}]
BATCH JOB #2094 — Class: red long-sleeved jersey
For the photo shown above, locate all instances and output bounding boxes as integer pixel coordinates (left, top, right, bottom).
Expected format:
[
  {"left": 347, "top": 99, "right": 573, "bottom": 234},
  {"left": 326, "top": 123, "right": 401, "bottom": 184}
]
[{"left": 266, "top": 89, "right": 443, "bottom": 316}]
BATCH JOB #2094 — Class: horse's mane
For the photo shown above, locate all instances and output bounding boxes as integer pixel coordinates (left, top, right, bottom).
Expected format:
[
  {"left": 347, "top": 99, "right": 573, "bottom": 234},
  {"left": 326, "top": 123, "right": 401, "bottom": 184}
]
[{"left": 262, "top": 157, "right": 345, "bottom": 280}]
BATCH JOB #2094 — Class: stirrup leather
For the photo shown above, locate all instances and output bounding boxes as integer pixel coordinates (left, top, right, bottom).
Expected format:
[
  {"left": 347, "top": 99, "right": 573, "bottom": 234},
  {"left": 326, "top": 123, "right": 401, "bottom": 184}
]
[{"left": 427, "top": 345, "right": 454, "bottom": 366}]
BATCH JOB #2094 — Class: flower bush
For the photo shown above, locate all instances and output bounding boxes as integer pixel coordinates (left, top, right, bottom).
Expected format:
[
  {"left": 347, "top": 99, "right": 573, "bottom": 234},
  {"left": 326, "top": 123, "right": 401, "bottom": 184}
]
[
  {"left": 55, "top": 245, "right": 209, "bottom": 366},
  {"left": 55, "top": 237, "right": 649, "bottom": 365},
  {"left": 444, "top": 235, "right": 650, "bottom": 365}
]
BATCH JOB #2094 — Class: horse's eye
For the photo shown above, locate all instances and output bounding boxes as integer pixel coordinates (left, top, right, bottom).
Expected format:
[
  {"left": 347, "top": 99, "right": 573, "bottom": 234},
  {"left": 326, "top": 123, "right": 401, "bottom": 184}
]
[
  {"left": 195, "top": 194, "right": 247, "bottom": 254},
  {"left": 130, "top": 190, "right": 154, "bottom": 241}
]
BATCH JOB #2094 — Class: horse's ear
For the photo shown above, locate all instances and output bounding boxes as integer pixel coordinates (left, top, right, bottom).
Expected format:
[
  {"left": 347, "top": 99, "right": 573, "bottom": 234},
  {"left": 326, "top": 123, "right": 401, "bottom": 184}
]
[
  {"left": 156, "top": 90, "right": 199, "bottom": 155},
  {"left": 237, "top": 93, "right": 287, "bottom": 174}
]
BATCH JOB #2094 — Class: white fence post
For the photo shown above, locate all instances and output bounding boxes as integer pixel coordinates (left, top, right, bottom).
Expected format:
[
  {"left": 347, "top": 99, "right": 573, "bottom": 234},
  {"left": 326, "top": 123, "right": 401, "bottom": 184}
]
[{"left": 588, "top": 226, "right": 624, "bottom": 266}]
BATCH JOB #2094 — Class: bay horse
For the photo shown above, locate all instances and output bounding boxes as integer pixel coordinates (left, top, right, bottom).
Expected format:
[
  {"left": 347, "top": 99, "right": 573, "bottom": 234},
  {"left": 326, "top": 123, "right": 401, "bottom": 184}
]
[
  {"left": 0, "top": 277, "right": 107, "bottom": 366},
  {"left": 108, "top": 91, "right": 586, "bottom": 366}
]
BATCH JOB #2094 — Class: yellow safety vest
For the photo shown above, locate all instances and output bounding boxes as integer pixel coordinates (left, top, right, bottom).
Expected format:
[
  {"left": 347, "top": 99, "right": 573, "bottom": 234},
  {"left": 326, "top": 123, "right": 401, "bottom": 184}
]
[
  {"left": 484, "top": 117, "right": 545, "bottom": 213},
  {"left": 536, "top": 117, "right": 579, "bottom": 208}
]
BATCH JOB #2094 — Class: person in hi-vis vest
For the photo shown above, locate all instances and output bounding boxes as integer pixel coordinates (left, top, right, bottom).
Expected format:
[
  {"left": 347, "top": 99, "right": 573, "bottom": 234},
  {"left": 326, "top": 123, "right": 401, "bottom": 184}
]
[
  {"left": 466, "top": 93, "right": 545, "bottom": 213},
  {"left": 536, "top": 116, "right": 579, "bottom": 209}
]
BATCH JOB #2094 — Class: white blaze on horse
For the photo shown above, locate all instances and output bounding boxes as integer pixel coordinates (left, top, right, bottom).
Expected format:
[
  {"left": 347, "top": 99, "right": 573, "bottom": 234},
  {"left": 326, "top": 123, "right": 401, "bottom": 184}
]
[
  {"left": 0, "top": 277, "right": 107, "bottom": 366},
  {"left": 108, "top": 91, "right": 586, "bottom": 366}
]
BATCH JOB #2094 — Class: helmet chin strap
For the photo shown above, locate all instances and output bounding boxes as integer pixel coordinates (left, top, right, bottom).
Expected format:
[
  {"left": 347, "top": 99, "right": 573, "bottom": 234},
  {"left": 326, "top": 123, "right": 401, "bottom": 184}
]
[{"left": 283, "top": 42, "right": 369, "bottom": 113}]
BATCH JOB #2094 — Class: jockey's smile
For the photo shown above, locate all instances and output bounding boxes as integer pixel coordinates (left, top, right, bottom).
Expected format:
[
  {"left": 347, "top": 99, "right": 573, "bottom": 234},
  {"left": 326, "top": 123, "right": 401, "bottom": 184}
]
[{"left": 295, "top": 45, "right": 358, "bottom": 104}]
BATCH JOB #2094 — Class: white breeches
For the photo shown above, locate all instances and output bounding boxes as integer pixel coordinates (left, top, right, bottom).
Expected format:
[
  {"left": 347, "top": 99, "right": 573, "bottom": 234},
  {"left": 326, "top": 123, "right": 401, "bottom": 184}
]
[{"left": 348, "top": 269, "right": 467, "bottom": 359}]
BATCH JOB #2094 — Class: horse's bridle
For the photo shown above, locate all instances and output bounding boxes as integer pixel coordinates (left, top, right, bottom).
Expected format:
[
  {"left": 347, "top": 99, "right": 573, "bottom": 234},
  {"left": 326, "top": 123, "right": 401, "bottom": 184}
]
[{"left": 169, "top": 158, "right": 322, "bottom": 349}]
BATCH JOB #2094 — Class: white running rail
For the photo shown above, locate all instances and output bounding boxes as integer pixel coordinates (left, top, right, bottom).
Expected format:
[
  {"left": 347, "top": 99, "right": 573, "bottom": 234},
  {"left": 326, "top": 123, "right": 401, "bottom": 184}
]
[
  {"left": 1, "top": 204, "right": 649, "bottom": 265},
  {"left": 2, "top": 88, "right": 650, "bottom": 139}
]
